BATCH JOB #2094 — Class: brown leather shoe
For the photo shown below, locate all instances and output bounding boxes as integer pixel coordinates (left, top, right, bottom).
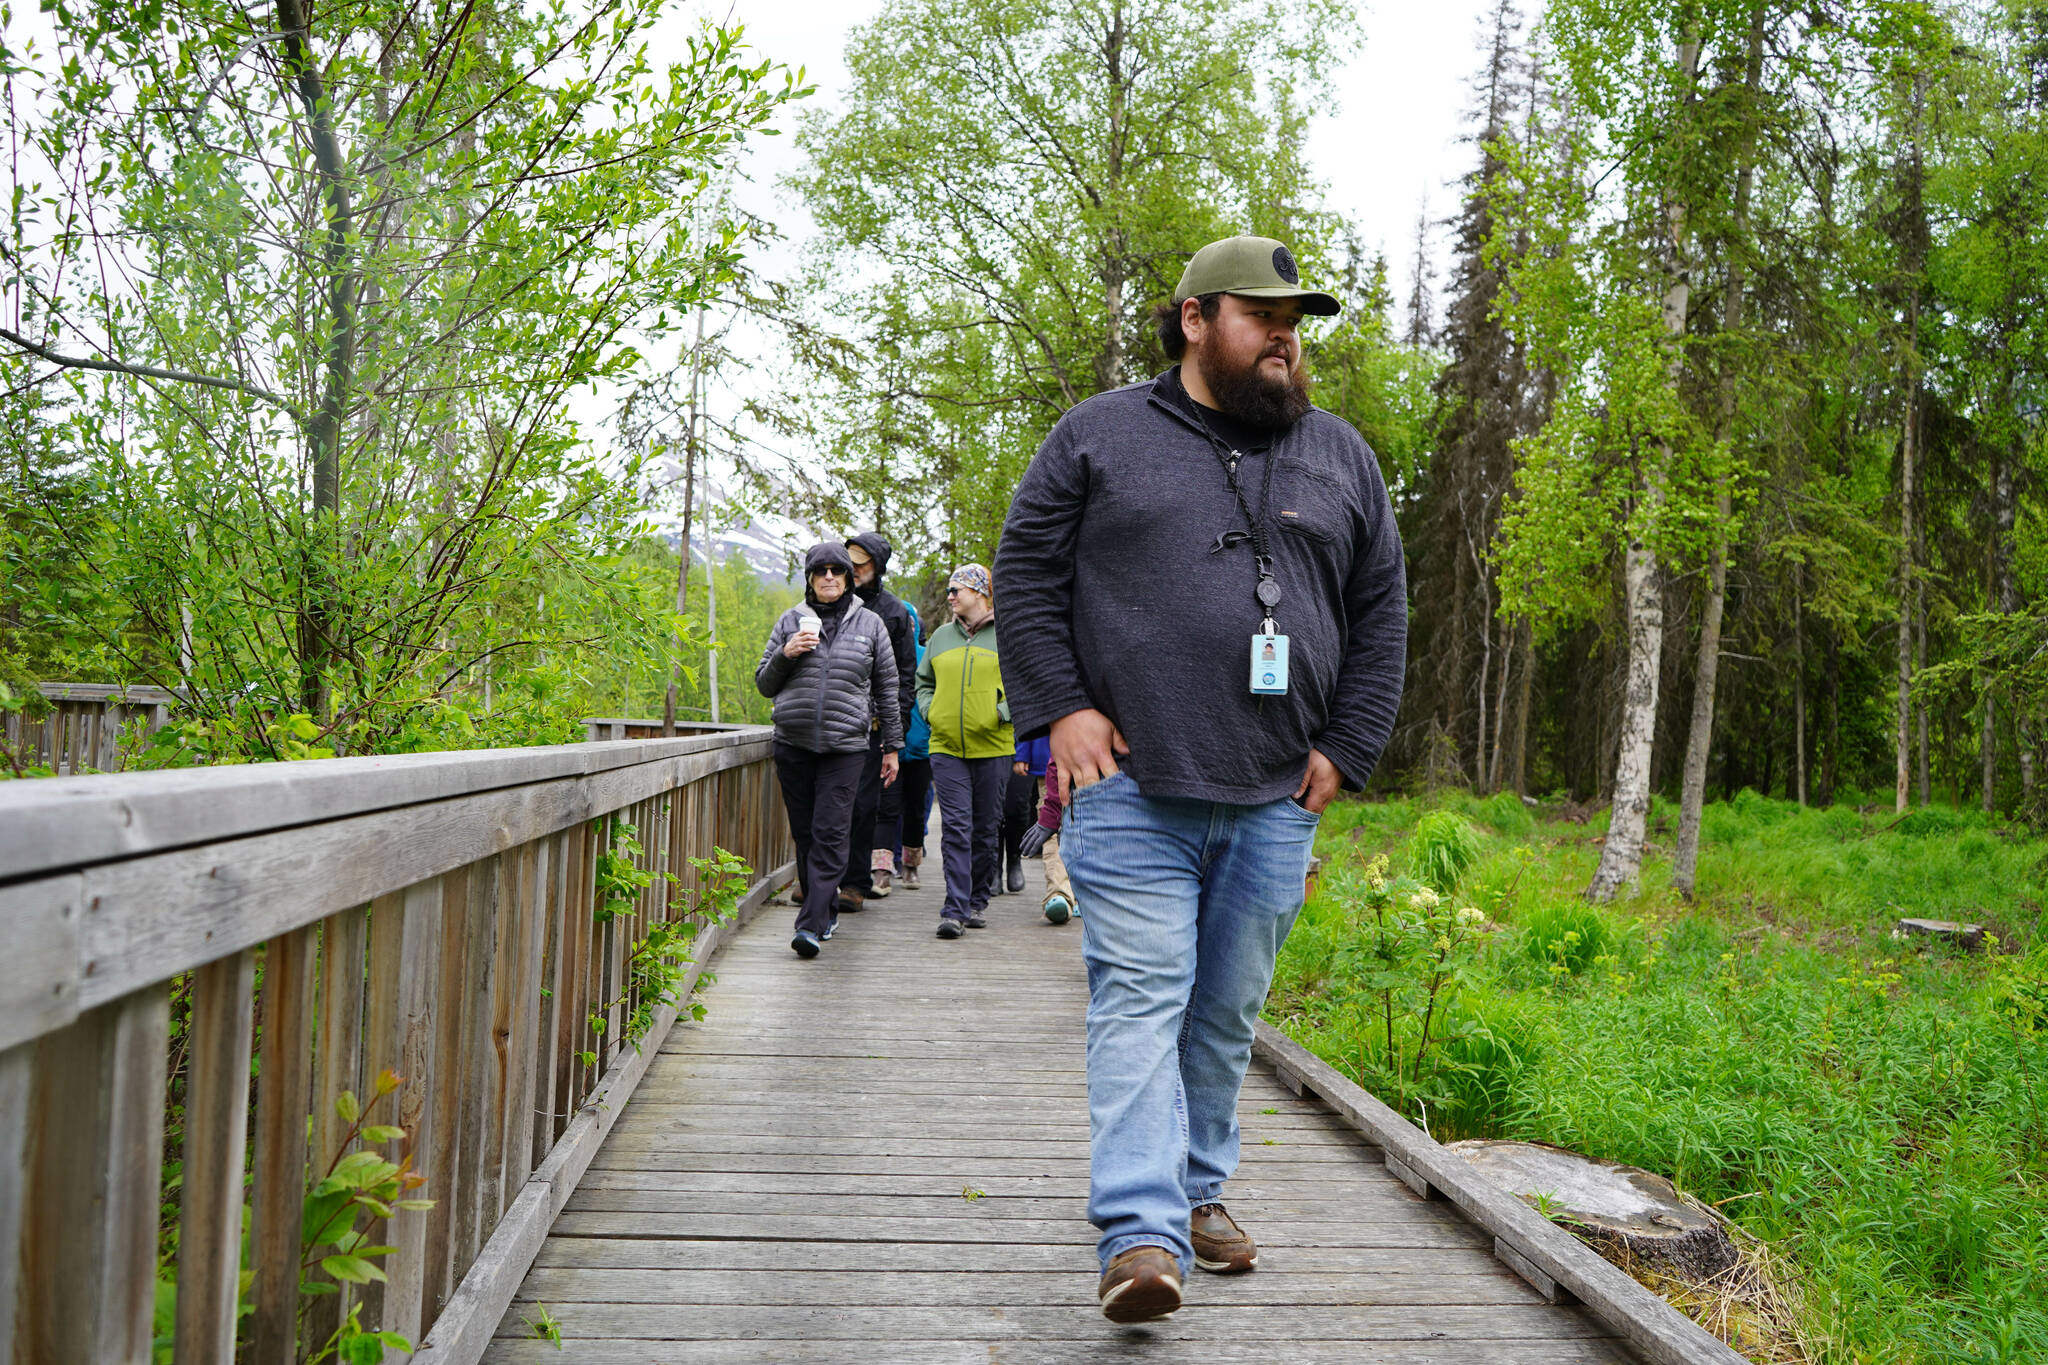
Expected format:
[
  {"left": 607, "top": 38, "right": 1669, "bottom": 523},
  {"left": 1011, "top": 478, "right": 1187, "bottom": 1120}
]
[
  {"left": 1190, "top": 1203, "right": 1258, "bottom": 1273},
  {"left": 1096, "top": 1245, "right": 1182, "bottom": 1323}
]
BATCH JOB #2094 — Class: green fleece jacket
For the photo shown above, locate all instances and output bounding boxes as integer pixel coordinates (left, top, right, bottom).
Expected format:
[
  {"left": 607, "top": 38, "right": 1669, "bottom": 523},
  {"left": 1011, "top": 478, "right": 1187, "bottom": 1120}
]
[{"left": 915, "top": 614, "right": 1014, "bottom": 759}]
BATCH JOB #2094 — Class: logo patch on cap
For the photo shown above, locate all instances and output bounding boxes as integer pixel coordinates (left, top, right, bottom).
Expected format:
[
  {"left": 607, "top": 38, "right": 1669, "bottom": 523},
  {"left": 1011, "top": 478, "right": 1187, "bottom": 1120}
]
[{"left": 1272, "top": 246, "right": 1300, "bottom": 284}]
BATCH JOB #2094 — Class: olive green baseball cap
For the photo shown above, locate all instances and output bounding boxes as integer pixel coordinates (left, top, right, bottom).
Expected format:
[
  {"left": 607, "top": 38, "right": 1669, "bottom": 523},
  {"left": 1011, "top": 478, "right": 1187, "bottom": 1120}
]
[{"left": 1173, "top": 235, "right": 1340, "bottom": 316}]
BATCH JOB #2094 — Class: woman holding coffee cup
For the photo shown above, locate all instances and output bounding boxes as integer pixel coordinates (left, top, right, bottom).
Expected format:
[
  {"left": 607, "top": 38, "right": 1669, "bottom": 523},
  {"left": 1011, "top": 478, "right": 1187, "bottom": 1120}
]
[{"left": 756, "top": 541, "right": 903, "bottom": 958}]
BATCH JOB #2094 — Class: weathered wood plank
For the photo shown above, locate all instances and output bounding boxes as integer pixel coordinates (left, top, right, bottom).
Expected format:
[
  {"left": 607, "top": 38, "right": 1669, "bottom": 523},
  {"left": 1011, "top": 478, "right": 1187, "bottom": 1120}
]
[
  {"left": 422, "top": 865, "right": 472, "bottom": 1335},
  {"left": 542, "top": 1212, "right": 1494, "bottom": 1245},
  {"left": 21, "top": 987, "right": 169, "bottom": 1365},
  {"left": 531, "top": 831, "right": 567, "bottom": 1167},
  {"left": 477, "top": 1302, "right": 1614, "bottom": 1342},
  {"left": 0, "top": 729, "right": 770, "bottom": 883},
  {"left": 173, "top": 949, "right": 258, "bottom": 1365},
  {"left": 0, "top": 874, "right": 82, "bottom": 1052},
  {"left": 510, "top": 1267, "right": 1540, "bottom": 1307},
  {"left": 0, "top": 1041, "right": 30, "bottom": 1365},
  {"left": 527, "top": 1238, "right": 1495, "bottom": 1273},
  {"left": 555, "top": 1191, "right": 1432, "bottom": 1225},
  {"left": 566, "top": 1170, "right": 1396, "bottom": 1199},
  {"left": 479, "top": 1340, "right": 1633, "bottom": 1365},
  {"left": 460, "top": 853, "right": 503, "bottom": 1271},
  {"left": 585, "top": 1133, "right": 1366, "bottom": 1160},
  {"left": 580, "top": 1151, "right": 1375, "bottom": 1177},
  {"left": 249, "top": 925, "right": 318, "bottom": 1364},
  {"left": 361, "top": 879, "right": 444, "bottom": 1342}
]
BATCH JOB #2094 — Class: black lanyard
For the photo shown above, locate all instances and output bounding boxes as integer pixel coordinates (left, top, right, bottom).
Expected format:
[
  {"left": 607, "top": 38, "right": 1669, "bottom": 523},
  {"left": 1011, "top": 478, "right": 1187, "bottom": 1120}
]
[{"left": 1193, "top": 412, "right": 1284, "bottom": 631}]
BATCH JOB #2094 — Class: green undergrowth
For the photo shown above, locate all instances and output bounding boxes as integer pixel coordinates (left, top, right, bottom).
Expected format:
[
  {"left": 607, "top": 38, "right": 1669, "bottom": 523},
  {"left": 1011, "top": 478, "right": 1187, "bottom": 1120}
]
[{"left": 1269, "top": 788, "right": 2048, "bottom": 1364}]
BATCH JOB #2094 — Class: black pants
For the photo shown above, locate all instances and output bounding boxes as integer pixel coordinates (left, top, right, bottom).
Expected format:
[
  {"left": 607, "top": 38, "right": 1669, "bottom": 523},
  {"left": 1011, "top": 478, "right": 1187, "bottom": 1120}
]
[
  {"left": 931, "top": 753, "right": 1006, "bottom": 923},
  {"left": 999, "top": 768, "right": 1039, "bottom": 879},
  {"left": 846, "top": 732, "right": 885, "bottom": 895},
  {"left": 774, "top": 741, "right": 866, "bottom": 938},
  {"left": 896, "top": 756, "right": 933, "bottom": 853}
]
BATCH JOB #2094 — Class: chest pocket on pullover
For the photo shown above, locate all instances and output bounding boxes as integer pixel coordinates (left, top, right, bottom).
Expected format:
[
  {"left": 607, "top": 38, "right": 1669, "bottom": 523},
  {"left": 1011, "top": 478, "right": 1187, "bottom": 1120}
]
[{"left": 1273, "top": 463, "right": 1346, "bottom": 546}]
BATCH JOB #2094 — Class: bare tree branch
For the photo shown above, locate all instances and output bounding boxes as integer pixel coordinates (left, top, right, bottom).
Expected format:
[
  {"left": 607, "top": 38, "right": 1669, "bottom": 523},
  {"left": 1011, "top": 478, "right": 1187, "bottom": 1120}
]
[{"left": 0, "top": 327, "right": 307, "bottom": 424}]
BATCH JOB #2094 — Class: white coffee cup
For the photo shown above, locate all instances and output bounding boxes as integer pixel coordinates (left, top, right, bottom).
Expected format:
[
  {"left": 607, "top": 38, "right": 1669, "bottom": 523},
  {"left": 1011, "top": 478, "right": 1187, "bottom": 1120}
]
[{"left": 798, "top": 614, "right": 822, "bottom": 636}]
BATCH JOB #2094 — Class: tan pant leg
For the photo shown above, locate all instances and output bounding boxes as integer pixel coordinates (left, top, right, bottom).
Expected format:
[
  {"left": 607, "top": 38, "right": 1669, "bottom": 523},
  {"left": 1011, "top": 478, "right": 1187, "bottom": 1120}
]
[{"left": 1041, "top": 834, "right": 1071, "bottom": 904}]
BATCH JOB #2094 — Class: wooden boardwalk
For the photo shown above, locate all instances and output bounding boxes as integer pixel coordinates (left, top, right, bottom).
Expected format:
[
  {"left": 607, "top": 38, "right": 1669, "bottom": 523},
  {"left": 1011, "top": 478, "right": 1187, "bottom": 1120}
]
[{"left": 484, "top": 855, "right": 1639, "bottom": 1364}]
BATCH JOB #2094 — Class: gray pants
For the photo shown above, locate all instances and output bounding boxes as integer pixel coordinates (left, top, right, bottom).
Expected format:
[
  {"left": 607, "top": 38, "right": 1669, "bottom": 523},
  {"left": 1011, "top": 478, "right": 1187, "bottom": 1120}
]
[{"left": 930, "top": 753, "right": 1006, "bottom": 923}]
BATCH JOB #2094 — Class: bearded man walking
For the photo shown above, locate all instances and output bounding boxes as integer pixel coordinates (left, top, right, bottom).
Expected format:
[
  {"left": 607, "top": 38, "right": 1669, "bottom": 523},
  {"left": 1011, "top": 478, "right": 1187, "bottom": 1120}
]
[{"left": 996, "top": 236, "right": 1406, "bottom": 1322}]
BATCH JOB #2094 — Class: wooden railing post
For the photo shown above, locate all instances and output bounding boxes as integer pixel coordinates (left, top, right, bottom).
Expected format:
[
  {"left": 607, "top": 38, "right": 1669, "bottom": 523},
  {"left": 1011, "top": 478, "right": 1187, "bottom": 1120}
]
[
  {"left": 175, "top": 949, "right": 259, "bottom": 1363},
  {"left": 249, "top": 925, "right": 318, "bottom": 1364},
  {"left": 421, "top": 866, "right": 471, "bottom": 1335},
  {"left": 20, "top": 987, "right": 170, "bottom": 1365}
]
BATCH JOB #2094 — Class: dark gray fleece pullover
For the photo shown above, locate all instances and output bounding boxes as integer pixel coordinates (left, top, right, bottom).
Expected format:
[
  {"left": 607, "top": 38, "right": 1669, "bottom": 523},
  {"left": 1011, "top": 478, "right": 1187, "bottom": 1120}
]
[{"left": 994, "top": 367, "right": 1406, "bottom": 803}]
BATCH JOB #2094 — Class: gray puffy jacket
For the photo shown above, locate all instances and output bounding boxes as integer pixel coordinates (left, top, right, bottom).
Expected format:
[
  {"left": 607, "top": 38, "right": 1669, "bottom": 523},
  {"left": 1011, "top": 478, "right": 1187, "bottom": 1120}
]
[{"left": 755, "top": 600, "right": 905, "bottom": 754}]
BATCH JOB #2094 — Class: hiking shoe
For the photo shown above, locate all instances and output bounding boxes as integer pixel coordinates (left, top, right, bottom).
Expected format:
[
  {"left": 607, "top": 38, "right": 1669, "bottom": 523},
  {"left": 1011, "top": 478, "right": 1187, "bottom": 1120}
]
[
  {"left": 1190, "top": 1203, "right": 1258, "bottom": 1273},
  {"left": 821, "top": 918, "right": 837, "bottom": 941},
  {"left": 1044, "top": 894, "right": 1072, "bottom": 925},
  {"left": 965, "top": 914, "right": 988, "bottom": 928},
  {"left": 869, "top": 868, "right": 892, "bottom": 897},
  {"left": 902, "top": 861, "right": 921, "bottom": 889},
  {"left": 835, "top": 888, "right": 865, "bottom": 915},
  {"left": 1097, "top": 1246, "right": 1182, "bottom": 1323},
  {"left": 1007, "top": 863, "right": 1026, "bottom": 894},
  {"left": 936, "top": 918, "right": 966, "bottom": 939},
  {"left": 791, "top": 931, "right": 821, "bottom": 959}
]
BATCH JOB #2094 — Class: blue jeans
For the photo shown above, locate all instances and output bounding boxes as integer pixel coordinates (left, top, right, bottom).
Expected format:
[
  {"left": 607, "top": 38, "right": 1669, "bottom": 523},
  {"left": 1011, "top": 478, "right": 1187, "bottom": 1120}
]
[{"left": 1059, "top": 768, "right": 1319, "bottom": 1275}]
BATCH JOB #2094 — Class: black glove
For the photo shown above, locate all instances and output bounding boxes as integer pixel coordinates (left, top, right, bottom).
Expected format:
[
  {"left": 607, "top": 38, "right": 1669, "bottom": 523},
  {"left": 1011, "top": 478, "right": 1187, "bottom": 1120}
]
[{"left": 1020, "top": 823, "right": 1053, "bottom": 859}]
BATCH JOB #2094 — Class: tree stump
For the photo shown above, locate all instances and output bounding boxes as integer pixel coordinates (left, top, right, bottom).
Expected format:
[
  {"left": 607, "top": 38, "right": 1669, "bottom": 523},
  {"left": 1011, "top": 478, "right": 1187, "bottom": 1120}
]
[
  {"left": 1448, "top": 1139, "right": 1739, "bottom": 1282},
  {"left": 1894, "top": 917, "right": 1985, "bottom": 952}
]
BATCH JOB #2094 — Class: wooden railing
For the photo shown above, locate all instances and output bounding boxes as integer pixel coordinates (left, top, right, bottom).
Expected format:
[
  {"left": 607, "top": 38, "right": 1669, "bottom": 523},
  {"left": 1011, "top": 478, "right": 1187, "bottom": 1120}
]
[
  {"left": 5, "top": 683, "right": 179, "bottom": 774},
  {"left": 581, "top": 717, "right": 757, "bottom": 742},
  {"left": 0, "top": 730, "right": 793, "bottom": 1365}
]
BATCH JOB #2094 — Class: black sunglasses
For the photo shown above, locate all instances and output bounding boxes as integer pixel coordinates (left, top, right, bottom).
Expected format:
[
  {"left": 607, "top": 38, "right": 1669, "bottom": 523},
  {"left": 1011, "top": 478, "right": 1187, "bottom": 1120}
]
[{"left": 813, "top": 565, "right": 848, "bottom": 578}]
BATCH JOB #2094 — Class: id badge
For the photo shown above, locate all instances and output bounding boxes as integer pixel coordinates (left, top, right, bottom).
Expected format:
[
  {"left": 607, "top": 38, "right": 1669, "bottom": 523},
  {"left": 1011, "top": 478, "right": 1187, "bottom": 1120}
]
[{"left": 1250, "top": 633, "right": 1290, "bottom": 695}]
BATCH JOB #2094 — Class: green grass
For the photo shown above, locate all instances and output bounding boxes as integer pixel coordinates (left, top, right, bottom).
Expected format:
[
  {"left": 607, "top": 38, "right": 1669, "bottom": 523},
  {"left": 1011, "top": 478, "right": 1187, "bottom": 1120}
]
[{"left": 1270, "top": 789, "right": 2048, "bottom": 1365}]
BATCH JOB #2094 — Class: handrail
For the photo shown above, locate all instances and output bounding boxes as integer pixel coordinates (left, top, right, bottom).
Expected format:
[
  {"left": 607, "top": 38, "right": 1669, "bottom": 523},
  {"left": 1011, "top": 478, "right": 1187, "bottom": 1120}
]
[{"left": 0, "top": 731, "right": 794, "bottom": 1365}]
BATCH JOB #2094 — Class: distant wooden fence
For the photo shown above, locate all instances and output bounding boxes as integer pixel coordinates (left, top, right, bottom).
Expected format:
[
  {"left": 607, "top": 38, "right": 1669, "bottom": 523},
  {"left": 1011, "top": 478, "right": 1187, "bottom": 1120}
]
[
  {"left": 581, "top": 717, "right": 757, "bottom": 742},
  {"left": 4, "top": 683, "right": 178, "bottom": 774},
  {"left": 0, "top": 731, "right": 793, "bottom": 1365}
]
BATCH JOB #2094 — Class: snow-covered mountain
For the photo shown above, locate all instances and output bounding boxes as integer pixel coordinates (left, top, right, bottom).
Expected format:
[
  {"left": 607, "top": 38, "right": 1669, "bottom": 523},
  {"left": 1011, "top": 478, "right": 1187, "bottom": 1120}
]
[{"left": 641, "top": 466, "right": 814, "bottom": 588}]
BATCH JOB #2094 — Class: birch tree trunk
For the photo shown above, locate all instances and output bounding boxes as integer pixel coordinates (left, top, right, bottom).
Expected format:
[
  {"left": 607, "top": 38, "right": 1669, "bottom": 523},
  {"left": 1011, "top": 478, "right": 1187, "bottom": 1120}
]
[
  {"left": 1589, "top": 30, "right": 1699, "bottom": 902},
  {"left": 1673, "top": 9, "right": 1765, "bottom": 897},
  {"left": 1794, "top": 570, "right": 1807, "bottom": 805},
  {"left": 1895, "top": 72, "right": 1925, "bottom": 814},
  {"left": 1592, "top": 532, "right": 1667, "bottom": 900},
  {"left": 1510, "top": 618, "right": 1533, "bottom": 795}
]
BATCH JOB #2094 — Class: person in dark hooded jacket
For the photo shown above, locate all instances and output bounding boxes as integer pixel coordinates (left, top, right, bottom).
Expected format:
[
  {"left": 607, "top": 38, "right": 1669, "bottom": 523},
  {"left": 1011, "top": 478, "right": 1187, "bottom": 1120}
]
[
  {"left": 756, "top": 541, "right": 903, "bottom": 958},
  {"left": 843, "top": 531, "right": 920, "bottom": 902}
]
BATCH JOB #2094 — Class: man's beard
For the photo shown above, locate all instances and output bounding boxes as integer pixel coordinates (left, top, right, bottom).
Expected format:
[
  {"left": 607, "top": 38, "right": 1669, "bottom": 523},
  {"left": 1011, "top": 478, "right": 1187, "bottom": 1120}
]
[{"left": 1197, "top": 347, "right": 1311, "bottom": 430}]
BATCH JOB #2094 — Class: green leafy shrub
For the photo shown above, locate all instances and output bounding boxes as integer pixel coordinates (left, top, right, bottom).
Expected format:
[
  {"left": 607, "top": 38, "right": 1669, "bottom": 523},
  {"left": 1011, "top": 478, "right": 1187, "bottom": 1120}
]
[
  {"left": 1408, "top": 811, "right": 1484, "bottom": 894},
  {"left": 1474, "top": 790, "right": 1536, "bottom": 835},
  {"left": 1520, "top": 898, "right": 1616, "bottom": 978},
  {"left": 1331, "top": 855, "right": 1490, "bottom": 1121}
]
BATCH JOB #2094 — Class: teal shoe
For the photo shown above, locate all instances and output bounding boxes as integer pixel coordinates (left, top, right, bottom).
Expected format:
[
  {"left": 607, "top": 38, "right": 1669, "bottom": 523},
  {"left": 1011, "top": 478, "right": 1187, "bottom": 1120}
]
[{"left": 1043, "top": 895, "right": 1072, "bottom": 925}]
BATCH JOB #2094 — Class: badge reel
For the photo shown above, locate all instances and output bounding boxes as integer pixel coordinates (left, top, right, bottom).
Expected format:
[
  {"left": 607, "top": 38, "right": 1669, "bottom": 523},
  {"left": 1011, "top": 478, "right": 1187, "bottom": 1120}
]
[{"left": 1250, "top": 576, "right": 1289, "bottom": 697}]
